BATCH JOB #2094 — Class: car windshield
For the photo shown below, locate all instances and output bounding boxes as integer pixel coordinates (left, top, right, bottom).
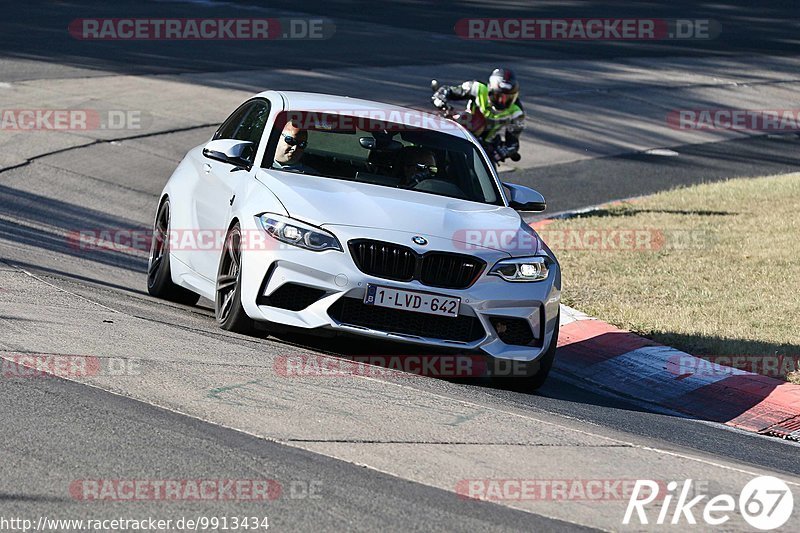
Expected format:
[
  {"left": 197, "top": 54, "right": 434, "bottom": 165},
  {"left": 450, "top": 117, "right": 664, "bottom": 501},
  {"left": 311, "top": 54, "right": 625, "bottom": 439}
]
[{"left": 263, "top": 111, "right": 502, "bottom": 205}]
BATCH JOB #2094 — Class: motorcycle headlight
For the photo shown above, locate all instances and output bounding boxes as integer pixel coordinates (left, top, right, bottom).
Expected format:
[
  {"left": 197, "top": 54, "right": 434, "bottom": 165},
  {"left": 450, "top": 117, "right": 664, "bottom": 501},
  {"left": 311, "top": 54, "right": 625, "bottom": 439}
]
[
  {"left": 257, "top": 214, "right": 342, "bottom": 252},
  {"left": 489, "top": 256, "right": 549, "bottom": 282}
]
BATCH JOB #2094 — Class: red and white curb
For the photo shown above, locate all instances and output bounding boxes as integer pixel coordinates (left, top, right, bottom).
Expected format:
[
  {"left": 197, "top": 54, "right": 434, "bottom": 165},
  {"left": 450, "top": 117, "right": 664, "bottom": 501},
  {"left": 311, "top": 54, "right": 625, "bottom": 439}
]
[{"left": 556, "top": 305, "right": 800, "bottom": 440}]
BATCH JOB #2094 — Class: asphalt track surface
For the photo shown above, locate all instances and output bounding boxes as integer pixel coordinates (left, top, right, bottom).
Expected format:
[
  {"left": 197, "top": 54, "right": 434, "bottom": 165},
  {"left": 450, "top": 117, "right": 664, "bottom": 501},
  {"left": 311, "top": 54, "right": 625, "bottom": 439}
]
[
  {"left": 0, "top": 373, "right": 591, "bottom": 532},
  {"left": 4, "top": 0, "right": 799, "bottom": 78},
  {"left": 519, "top": 134, "right": 800, "bottom": 215},
  {"left": 2, "top": 1, "right": 800, "bottom": 531}
]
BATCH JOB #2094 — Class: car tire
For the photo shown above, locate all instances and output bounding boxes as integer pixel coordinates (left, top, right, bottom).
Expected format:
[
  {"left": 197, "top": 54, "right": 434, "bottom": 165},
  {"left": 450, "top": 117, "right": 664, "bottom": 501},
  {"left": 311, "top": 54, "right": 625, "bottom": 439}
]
[
  {"left": 147, "top": 198, "right": 201, "bottom": 306},
  {"left": 493, "top": 312, "right": 560, "bottom": 392},
  {"left": 215, "top": 223, "right": 256, "bottom": 334}
]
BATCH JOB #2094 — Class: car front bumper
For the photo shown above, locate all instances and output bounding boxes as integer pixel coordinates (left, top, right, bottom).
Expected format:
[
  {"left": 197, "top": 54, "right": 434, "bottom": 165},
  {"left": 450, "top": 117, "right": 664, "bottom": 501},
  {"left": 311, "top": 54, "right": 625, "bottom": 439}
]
[{"left": 239, "top": 222, "right": 561, "bottom": 363}]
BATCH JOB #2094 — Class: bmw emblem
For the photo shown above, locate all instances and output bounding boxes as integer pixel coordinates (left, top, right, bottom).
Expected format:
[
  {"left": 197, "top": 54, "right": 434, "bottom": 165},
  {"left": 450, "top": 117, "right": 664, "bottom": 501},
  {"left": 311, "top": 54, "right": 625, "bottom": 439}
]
[{"left": 412, "top": 236, "right": 428, "bottom": 246}]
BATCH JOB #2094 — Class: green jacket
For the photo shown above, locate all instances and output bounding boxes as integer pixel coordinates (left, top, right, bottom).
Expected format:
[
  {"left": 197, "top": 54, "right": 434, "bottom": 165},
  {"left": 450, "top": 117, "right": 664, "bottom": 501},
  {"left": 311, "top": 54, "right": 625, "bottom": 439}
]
[{"left": 447, "top": 81, "right": 525, "bottom": 142}]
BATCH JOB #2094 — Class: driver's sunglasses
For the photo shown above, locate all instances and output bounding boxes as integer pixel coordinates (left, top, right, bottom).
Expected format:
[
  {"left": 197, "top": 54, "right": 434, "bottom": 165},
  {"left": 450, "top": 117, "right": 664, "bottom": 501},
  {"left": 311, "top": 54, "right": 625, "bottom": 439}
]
[
  {"left": 283, "top": 134, "right": 308, "bottom": 149},
  {"left": 406, "top": 162, "right": 438, "bottom": 174}
]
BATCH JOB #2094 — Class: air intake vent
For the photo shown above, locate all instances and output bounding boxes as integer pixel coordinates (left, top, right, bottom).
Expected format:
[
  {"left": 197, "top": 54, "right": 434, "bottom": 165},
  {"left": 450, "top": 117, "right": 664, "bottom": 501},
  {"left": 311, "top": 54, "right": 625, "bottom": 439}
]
[
  {"left": 489, "top": 317, "right": 536, "bottom": 346},
  {"left": 258, "top": 283, "right": 326, "bottom": 311}
]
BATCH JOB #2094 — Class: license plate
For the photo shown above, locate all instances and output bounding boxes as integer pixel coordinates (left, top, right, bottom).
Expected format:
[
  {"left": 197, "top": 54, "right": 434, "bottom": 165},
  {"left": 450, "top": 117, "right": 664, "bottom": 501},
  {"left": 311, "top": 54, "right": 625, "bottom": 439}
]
[{"left": 364, "top": 285, "right": 460, "bottom": 318}]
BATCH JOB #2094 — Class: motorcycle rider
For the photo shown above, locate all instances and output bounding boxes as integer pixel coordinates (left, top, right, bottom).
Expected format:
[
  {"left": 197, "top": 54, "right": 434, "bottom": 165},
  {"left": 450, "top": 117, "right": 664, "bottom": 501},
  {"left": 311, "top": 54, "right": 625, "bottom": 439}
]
[{"left": 431, "top": 68, "right": 524, "bottom": 163}]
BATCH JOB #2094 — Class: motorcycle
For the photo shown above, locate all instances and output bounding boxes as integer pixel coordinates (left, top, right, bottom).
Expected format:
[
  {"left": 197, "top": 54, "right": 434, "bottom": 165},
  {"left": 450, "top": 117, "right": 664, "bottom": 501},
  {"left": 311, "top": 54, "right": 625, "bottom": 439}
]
[{"left": 430, "top": 79, "right": 521, "bottom": 167}]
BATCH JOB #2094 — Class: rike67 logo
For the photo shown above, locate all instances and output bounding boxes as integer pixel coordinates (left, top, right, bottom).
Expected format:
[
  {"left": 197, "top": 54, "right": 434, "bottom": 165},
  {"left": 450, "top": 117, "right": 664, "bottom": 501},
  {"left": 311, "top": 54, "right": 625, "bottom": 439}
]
[{"left": 623, "top": 476, "right": 793, "bottom": 530}]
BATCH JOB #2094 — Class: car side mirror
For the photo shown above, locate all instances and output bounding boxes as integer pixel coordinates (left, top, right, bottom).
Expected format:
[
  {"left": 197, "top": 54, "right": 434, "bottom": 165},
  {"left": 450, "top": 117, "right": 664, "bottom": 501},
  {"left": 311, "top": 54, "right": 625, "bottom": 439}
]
[
  {"left": 503, "top": 182, "right": 546, "bottom": 212},
  {"left": 203, "top": 139, "right": 255, "bottom": 170}
]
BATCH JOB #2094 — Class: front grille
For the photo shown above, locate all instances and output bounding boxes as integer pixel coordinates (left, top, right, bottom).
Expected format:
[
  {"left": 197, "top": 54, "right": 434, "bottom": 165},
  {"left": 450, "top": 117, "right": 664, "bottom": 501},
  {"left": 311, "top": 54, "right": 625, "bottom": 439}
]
[
  {"left": 489, "top": 317, "right": 536, "bottom": 346},
  {"left": 258, "top": 283, "right": 326, "bottom": 311},
  {"left": 328, "top": 298, "right": 485, "bottom": 343},
  {"left": 419, "top": 252, "right": 484, "bottom": 289},
  {"left": 349, "top": 240, "right": 416, "bottom": 281},
  {"left": 349, "top": 239, "right": 485, "bottom": 290}
]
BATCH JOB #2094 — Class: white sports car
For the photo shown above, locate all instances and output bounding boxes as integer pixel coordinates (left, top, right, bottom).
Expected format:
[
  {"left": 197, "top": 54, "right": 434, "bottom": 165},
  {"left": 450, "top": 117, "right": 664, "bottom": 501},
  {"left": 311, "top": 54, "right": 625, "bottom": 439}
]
[{"left": 148, "top": 91, "right": 561, "bottom": 389}]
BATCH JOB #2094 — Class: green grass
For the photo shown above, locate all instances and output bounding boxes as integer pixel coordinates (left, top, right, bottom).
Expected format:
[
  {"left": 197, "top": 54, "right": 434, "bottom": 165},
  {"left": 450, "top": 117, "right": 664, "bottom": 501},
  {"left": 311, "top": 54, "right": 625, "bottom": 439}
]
[{"left": 542, "top": 172, "right": 800, "bottom": 383}]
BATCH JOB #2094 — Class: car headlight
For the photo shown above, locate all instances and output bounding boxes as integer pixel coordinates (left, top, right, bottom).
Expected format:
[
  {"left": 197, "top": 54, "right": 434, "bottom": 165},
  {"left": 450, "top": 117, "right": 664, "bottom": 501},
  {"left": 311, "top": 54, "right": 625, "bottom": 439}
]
[
  {"left": 257, "top": 213, "right": 342, "bottom": 252},
  {"left": 489, "top": 256, "right": 549, "bottom": 282}
]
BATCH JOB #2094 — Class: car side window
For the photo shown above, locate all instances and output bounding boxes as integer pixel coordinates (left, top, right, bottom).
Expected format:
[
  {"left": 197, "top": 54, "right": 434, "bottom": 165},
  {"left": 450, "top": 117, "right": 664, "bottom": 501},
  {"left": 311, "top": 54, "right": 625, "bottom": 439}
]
[
  {"left": 214, "top": 102, "right": 253, "bottom": 140},
  {"left": 233, "top": 101, "right": 270, "bottom": 145},
  {"left": 213, "top": 100, "right": 271, "bottom": 165},
  {"left": 214, "top": 99, "right": 271, "bottom": 140}
]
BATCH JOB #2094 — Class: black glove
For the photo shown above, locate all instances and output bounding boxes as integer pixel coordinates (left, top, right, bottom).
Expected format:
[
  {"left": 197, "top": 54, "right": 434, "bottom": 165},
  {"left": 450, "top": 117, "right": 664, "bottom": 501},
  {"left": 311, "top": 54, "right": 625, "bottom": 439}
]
[
  {"left": 493, "top": 142, "right": 520, "bottom": 162},
  {"left": 494, "top": 143, "right": 510, "bottom": 161}
]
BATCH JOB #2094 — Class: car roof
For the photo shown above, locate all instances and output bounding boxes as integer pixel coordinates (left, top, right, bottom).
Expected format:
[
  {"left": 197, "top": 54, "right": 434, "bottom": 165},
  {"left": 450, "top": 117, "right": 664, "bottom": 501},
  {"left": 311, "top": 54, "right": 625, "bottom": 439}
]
[{"left": 256, "top": 90, "right": 471, "bottom": 140}]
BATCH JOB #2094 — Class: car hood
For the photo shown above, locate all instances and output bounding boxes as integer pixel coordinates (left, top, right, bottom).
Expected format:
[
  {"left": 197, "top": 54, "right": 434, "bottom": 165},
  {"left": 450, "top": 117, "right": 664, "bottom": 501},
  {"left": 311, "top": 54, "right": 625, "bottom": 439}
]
[{"left": 256, "top": 169, "right": 543, "bottom": 255}]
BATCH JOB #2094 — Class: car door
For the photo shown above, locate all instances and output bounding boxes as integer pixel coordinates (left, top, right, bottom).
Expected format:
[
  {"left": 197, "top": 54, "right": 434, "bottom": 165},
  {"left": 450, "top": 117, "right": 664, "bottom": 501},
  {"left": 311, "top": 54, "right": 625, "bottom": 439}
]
[{"left": 192, "top": 99, "right": 271, "bottom": 281}]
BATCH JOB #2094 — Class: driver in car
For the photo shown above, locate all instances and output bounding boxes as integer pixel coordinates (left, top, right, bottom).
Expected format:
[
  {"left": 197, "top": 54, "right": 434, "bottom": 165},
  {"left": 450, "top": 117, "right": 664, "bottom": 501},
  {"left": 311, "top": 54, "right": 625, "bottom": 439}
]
[
  {"left": 399, "top": 146, "right": 437, "bottom": 186},
  {"left": 272, "top": 121, "right": 317, "bottom": 174},
  {"left": 399, "top": 146, "right": 468, "bottom": 198}
]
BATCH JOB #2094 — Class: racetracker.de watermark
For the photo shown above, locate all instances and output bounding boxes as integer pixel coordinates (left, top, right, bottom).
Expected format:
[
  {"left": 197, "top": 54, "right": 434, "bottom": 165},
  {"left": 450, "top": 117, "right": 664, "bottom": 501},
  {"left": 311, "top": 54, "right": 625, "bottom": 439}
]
[
  {"left": 68, "top": 18, "right": 335, "bottom": 40},
  {"left": 0, "top": 109, "right": 144, "bottom": 131},
  {"left": 282, "top": 110, "right": 457, "bottom": 132},
  {"left": 1, "top": 354, "right": 140, "bottom": 378},
  {"left": 68, "top": 228, "right": 305, "bottom": 253},
  {"left": 69, "top": 479, "right": 283, "bottom": 501},
  {"left": 667, "top": 109, "right": 800, "bottom": 131},
  {"left": 667, "top": 354, "right": 800, "bottom": 378},
  {"left": 274, "top": 354, "right": 500, "bottom": 379},
  {"left": 455, "top": 479, "right": 709, "bottom": 501},
  {"left": 455, "top": 18, "right": 720, "bottom": 40},
  {"left": 454, "top": 228, "right": 711, "bottom": 252},
  {"left": 69, "top": 227, "right": 712, "bottom": 255}
]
